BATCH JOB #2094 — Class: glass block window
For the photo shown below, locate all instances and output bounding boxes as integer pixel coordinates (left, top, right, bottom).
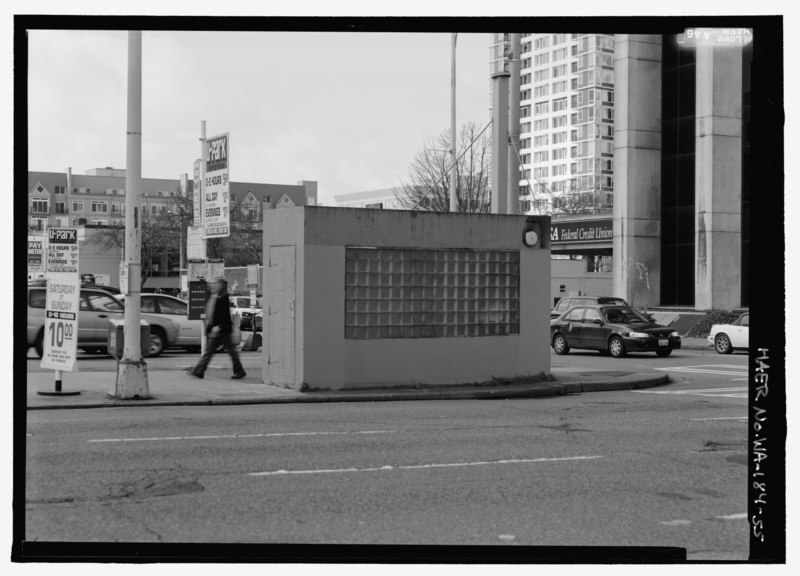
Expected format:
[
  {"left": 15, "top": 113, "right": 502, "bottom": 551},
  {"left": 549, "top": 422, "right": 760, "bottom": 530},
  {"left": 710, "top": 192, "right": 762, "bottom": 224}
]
[{"left": 345, "top": 247, "right": 520, "bottom": 340}]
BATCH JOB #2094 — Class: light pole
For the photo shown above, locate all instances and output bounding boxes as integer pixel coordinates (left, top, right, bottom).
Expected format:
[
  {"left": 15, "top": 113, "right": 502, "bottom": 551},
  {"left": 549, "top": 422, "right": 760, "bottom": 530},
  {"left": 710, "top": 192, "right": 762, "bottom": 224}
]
[
  {"left": 507, "top": 33, "right": 521, "bottom": 214},
  {"left": 449, "top": 32, "right": 458, "bottom": 213},
  {"left": 114, "top": 30, "right": 150, "bottom": 399}
]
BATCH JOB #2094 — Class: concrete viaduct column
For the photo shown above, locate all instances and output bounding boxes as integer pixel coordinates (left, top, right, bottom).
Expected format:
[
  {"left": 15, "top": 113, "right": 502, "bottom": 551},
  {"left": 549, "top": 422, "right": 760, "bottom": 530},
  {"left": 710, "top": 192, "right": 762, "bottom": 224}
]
[
  {"left": 612, "top": 35, "right": 662, "bottom": 308},
  {"left": 694, "top": 44, "right": 743, "bottom": 310}
]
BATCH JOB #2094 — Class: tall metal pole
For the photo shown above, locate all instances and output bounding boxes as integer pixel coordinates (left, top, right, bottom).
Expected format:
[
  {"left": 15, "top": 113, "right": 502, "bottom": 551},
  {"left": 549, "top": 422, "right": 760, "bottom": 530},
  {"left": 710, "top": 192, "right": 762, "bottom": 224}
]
[
  {"left": 449, "top": 33, "right": 458, "bottom": 213},
  {"left": 115, "top": 30, "right": 150, "bottom": 399},
  {"left": 507, "top": 33, "right": 522, "bottom": 214},
  {"left": 200, "top": 120, "right": 208, "bottom": 357}
]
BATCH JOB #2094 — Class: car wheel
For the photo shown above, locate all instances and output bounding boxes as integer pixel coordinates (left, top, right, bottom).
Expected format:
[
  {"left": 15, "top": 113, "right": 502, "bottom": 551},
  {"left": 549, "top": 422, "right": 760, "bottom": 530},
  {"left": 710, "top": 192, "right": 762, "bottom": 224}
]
[
  {"left": 147, "top": 329, "right": 165, "bottom": 357},
  {"left": 656, "top": 349, "right": 672, "bottom": 357},
  {"left": 552, "top": 333, "right": 570, "bottom": 355},
  {"left": 608, "top": 336, "right": 626, "bottom": 358},
  {"left": 714, "top": 333, "right": 733, "bottom": 354},
  {"left": 34, "top": 331, "right": 44, "bottom": 358}
]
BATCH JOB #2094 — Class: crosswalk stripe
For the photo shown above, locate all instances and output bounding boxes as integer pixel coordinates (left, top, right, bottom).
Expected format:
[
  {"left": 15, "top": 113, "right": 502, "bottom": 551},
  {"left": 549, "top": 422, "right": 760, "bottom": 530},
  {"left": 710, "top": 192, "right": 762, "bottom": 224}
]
[
  {"left": 634, "top": 387, "right": 747, "bottom": 399},
  {"left": 655, "top": 367, "right": 746, "bottom": 377}
]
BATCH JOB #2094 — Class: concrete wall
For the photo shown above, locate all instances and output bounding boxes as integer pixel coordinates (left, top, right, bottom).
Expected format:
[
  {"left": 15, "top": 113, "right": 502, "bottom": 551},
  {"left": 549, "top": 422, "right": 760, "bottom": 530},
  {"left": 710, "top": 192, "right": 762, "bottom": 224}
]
[{"left": 263, "top": 207, "right": 551, "bottom": 390}]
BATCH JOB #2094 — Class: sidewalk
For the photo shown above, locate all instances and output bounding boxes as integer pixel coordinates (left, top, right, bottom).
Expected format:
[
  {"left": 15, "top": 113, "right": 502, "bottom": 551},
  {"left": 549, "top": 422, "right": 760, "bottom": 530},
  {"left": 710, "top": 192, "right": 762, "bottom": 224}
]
[
  {"left": 26, "top": 364, "right": 671, "bottom": 410},
  {"left": 680, "top": 337, "right": 712, "bottom": 351}
]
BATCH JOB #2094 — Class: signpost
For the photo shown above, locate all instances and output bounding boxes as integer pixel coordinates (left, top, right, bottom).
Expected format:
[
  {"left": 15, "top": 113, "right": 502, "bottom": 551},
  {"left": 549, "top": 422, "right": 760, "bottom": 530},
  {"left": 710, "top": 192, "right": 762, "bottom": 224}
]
[
  {"left": 194, "top": 122, "right": 228, "bottom": 356},
  {"left": 203, "top": 133, "right": 230, "bottom": 239},
  {"left": 187, "top": 225, "right": 206, "bottom": 260},
  {"left": 188, "top": 280, "right": 208, "bottom": 321},
  {"left": 39, "top": 227, "right": 81, "bottom": 396},
  {"left": 28, "top": 236, "right": 44, "bottom": 279},
  {"left": 193, "top": 159, "right": 202, "bottom": 227},
  {"left": 247, "top": 264, "right": 259, "bottom": 307}
]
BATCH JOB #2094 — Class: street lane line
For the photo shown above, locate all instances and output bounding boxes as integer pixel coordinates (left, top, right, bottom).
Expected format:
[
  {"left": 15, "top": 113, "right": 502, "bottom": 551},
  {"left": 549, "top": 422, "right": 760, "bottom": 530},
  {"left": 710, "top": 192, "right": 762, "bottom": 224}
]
[
  {"left": 655, "top": 367, "right": 746, "bottom": 377},
  {"left": 635, "top": 387, "right": 746, "bottom": 393},
  {"left": 249, "top": 455, "right": 603, "bottom": 476},
  {"left": 634, "top": 387, "right": 747, "bottom": 399},
  {"left": 88, "top": 430, "right": 396, "bottom": 443},
  {"left": 690, "top": 416, "right": 747, "bottom": 421},
  {"left": 714, "top": 513, "right": 747, "bottom": 520}
]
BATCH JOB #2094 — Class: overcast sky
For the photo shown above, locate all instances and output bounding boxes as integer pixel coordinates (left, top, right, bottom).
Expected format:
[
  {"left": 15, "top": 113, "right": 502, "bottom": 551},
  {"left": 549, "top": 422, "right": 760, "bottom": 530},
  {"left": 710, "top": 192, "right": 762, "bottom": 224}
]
[{"left": 28, "top": 29, "right": 493, "bottom": 205}]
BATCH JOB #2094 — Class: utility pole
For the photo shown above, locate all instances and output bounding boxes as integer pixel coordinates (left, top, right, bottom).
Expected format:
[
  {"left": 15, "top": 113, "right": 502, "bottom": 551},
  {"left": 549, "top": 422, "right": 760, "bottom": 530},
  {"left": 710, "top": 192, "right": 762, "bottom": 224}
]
[
  {"left": 200, "top": 120, "right": 208, "bottom": 357},
  {"left": 114, "top": 30, "right": 150, "bottom": 399},
  {"left": 449, "top": 32, "right": 458, "bottom": 213},
  {"left": 507, "top": 33, "right": 522, "bottom": 214},
  {"left": 490, "top": 70, "right": 510, "bottom": 214}
]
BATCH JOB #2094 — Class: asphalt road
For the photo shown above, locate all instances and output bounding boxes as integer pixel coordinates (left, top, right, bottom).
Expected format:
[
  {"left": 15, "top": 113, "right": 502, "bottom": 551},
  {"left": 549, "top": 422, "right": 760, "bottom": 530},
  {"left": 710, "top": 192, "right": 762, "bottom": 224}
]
[
  {"left": 25, "top": 346, "right": 264, "bottom": 373},
  {"left": 25, "top": 348, "right": 748, "bottom": 560}
]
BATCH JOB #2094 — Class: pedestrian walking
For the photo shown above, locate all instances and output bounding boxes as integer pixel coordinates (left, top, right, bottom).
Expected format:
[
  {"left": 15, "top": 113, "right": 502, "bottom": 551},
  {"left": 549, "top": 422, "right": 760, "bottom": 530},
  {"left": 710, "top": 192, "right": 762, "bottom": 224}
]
[{"left": 188, "top": 277, "right": 246, "bottom": 380}]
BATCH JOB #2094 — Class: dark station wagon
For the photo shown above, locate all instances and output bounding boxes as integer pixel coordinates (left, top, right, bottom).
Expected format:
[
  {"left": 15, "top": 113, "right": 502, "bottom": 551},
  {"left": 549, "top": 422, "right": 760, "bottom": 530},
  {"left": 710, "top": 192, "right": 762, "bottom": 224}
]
[
  {"left": 550, "top": 296, "right": 628, "bottom": 319},
  {"left": 550, "top": 304, "right": 681, "bottom": 358}
]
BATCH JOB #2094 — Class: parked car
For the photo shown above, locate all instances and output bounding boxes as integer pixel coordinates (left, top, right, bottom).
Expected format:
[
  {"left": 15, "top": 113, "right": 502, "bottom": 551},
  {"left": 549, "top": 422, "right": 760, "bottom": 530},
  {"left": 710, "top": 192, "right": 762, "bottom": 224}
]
[
  {"left": 119, "top": 293, "right": 202, "bottom": 352},
  {"left": 551, "top": 296, "right": 629, "bottom": 320},
  {"left": 253, "top": 308, "right": 263, "bottom": 332},
  {"left": 708, "top": 312, "right": 749, "bottom": 354},
  {"left": 550, "top": 304, "right": 681, "bottom": 358},
  {"left": 27, "top": 283, "right": 180, "bottom": 357},
  {"left": 229, "top": 295, "right": 261, "bottom": 331}
]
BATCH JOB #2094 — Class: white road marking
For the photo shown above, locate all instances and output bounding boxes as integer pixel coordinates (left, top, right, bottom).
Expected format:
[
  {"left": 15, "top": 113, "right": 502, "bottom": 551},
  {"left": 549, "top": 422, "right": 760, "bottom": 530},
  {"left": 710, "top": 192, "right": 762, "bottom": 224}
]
[
  {"left": 249, "top": 455, "right": 603, "bottom": 476},
  {"left": 714, "top": 513, "right": 747, "bottom": 520},
  {"left": 88, "top": 430, "right": 396, "bottom": 443},
  {"left": 498, "top": 535, "right": 516, "bottom": 541},
  {"left": 657, "top": 367, "right": 746, "bottom": 377},
  {"left": 654, "top": 364, "right": 748, "bottom": 380},
  {"left": 690, "top": 416, "right": 747, "bottom": 421},
  {"left": 660, "top": 519, "right": 692, "bottom": 526},
  {"left": 634, "top": 387, "right": 747, "bottom": 399}
]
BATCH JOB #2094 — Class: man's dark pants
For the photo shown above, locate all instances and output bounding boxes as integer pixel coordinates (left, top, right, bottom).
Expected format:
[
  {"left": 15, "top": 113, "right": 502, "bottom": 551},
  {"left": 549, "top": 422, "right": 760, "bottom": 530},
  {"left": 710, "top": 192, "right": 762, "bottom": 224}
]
[{"left": 192, "top": 332, "right": 244, "bottom": 377}]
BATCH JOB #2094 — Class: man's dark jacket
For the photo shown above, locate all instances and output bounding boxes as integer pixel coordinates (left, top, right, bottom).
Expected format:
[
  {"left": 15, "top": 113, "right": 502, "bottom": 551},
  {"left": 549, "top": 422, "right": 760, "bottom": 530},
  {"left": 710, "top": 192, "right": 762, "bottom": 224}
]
[{"left": 207, "top": 291, "right": 234, "bottom": 335}]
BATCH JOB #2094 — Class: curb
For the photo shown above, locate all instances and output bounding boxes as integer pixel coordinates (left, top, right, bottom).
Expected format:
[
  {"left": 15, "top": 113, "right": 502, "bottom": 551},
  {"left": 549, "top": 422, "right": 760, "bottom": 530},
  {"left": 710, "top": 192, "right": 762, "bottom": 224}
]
[{"left": 27, "top": 374, "right": 670, "bottom": 410}]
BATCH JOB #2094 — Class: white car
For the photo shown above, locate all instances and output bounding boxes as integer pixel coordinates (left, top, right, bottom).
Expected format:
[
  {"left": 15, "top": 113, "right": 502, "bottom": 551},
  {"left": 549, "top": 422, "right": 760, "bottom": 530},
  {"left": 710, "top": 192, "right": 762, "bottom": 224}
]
[
  {"left": 229, "top": 295, "right": 261, "bottom": 331},
  {"left": 708, "top": 312, "right": 749, "bottom": 354},
  {"left": 120, "top": 293, "right": 202, "bottom": 352}
]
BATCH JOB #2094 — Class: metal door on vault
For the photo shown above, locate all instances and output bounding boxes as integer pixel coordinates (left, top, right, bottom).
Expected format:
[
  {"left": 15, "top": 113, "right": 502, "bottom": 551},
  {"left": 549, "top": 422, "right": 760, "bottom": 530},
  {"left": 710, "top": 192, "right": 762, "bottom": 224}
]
[{"left": 267, "top": 245, "right": 296, "bottom": 385}]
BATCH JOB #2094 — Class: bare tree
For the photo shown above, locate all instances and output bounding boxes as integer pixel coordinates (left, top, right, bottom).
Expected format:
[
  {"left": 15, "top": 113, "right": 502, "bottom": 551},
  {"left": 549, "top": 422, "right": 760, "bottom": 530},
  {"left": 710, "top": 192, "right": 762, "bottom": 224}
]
[
  {"left": 395, "top": 122, "right": 491, "bottom": 213},
  {"left": 528, "top": 179, "right": 609, "bottom": 217},
  {"left": 87, "top": 187, "right": 193, "bottom": 285}
]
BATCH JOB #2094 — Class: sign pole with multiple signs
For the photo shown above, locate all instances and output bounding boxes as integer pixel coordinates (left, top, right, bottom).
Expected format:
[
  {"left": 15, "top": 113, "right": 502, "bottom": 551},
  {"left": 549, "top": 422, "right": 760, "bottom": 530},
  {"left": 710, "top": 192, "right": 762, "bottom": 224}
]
[
  {"left": 37, "top": 227, "right": 81, "bottom": 396},
  {"left": 192, "top": 122, "right": 230, "bottom": 356}
]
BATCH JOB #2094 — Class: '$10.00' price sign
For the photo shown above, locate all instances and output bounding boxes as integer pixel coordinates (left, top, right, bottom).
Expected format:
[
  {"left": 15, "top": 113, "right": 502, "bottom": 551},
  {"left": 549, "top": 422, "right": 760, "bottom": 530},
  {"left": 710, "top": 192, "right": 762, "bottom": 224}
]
[{"left": 40, "top": 228, "right": 81, "bottom": 372}]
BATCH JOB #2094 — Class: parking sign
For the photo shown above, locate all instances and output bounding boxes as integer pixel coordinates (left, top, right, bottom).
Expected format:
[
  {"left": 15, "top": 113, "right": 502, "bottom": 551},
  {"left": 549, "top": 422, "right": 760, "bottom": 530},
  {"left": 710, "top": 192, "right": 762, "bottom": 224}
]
[{"left": 41, "top": 228, "right": 80, "bottom": 372}]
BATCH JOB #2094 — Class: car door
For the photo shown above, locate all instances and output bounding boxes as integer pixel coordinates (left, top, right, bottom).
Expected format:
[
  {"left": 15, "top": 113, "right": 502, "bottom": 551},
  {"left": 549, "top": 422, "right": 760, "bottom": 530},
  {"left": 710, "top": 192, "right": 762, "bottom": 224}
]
[
  {"left": 730, "top": 314, "right": 749, "bottom": 348},
  {"left": 156, "top": 295, "right": 201, "bottom": 346},
  {"left": 581, "top": 307, "right": 609, "bottom": 350},
  {"left": 80, "top": 291, "right": 124, "bottom": 345},
  {"left": 561, "top": 307, "right": 586, "bottom": 347}
]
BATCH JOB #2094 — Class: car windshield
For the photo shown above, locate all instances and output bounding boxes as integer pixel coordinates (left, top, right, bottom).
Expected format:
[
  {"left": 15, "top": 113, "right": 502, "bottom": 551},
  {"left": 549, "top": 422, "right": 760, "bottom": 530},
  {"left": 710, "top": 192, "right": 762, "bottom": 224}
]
[{"left": 601, "top": 306, "right": 648, "bottom": 324}]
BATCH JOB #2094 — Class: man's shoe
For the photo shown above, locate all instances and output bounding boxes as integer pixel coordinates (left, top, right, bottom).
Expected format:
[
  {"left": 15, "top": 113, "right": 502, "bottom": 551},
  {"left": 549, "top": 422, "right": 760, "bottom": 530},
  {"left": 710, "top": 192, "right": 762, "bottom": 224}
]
[
  {"left": 186, "top": 367, "right": 204, "bottom": 379},
  {"left": 231, "top": 372, "right": 246, "bottom": 380}
]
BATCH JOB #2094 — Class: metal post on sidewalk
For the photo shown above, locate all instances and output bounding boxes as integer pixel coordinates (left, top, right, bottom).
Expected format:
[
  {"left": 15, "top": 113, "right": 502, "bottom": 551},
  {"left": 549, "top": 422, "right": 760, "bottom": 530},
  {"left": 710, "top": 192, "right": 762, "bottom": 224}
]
[
  {"left": 449, "top": 32, "right": 458, "bottom": 213},
  {"left": 113, "top": 30, "right": 150, "bottom": 400},
  {"left": 200, "top": 120, "right": 208, "bottom": 357}
]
